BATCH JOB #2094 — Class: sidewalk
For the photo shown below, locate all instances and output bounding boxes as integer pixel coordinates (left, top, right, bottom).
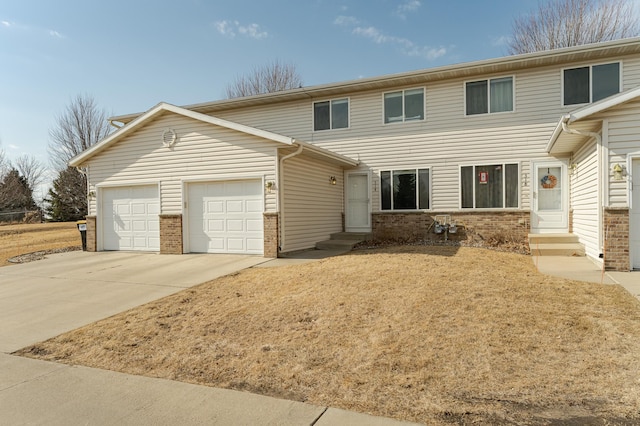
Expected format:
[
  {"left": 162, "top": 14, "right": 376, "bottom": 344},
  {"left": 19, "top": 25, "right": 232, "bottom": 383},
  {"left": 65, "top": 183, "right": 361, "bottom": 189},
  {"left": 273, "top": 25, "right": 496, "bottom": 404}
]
[
  {"left": 0, "top": 353, "right": 419, "bottom": 425},
  {"left": 533, "top": 255, "right": 640, "bottom": 300}
]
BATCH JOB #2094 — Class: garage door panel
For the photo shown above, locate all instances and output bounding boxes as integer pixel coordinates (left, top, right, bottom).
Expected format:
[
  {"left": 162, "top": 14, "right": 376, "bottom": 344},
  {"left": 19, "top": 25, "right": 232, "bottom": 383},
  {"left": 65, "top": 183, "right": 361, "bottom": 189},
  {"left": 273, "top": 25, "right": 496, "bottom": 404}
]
[
  {"left": 246, "top": 200, "right": 263, "bottom": 213},
  {"left": 102, "top": 185, "right": 160, "bottom": 252},
  {"left": 246, "top": 219, "right": 262, "bottom": 232},
  {"left": 208, "top": 201, "right": 224, "bottom": 213},
  {"left": 188, "top": 180, "right": 263, "bottom": 254},
  {"left": 208, "top": 219, "right": 224, "bottom": 232},
  {"left": 226, "top": 219, "right": 244, "bottom": 232}
]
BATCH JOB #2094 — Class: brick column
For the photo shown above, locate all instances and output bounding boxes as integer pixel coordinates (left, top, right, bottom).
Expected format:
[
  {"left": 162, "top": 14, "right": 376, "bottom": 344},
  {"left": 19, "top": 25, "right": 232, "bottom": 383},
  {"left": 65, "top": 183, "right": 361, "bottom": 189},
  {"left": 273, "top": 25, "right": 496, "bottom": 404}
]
[
  {"left": 85, "top": 215, "right": 97, "bottom": 252},
  {"left": 603, "top": 208, "right": 629, "bottom": 271},
  {"left": 159, "top": 214, "right": 183, "bottom": 254},
  {"left": 263, "top": 213, "right": 279, "bottom": 258}
]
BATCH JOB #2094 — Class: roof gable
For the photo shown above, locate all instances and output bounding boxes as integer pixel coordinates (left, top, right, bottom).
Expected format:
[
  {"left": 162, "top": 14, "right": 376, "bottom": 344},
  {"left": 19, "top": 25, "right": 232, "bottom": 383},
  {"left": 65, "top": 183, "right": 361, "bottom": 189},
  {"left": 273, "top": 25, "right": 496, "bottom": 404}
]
[
  {"left": 69, "top": 102, "right": 296, "bottom": 167},
  {"left": 69, "top": 102, "right": 358, "bottom": 168}
]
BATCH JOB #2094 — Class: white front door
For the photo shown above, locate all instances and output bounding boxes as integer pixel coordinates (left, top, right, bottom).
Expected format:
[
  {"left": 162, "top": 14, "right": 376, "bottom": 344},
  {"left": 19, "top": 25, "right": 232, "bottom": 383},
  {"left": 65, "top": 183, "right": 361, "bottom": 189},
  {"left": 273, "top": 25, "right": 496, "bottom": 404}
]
[
  {"left": 531, "top": 161, "right": 568, "bottom": 233},
  {"left": 631, "top": 159, "right": 640, "bottom": 269},
  {"left": 345, "top": 173, "right": 370, "bottom": 232}
]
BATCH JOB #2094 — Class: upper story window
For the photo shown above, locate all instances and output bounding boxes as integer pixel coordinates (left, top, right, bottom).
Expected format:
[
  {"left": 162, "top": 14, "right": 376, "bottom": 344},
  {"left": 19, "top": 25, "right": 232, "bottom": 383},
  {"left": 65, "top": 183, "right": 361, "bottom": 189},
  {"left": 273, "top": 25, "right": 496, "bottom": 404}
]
[
  {"left": 461, "top": 163, "right": 519, "bottom": 209},
  {"left": 563, "top": 62, "right": 620, "bottom": 106},
  {"left": 314, "top": 98, "right": 349, "bottom": 131},
  {"left": 380, "top": 168, "right": 430, "bottom": 210},
  {"left": 383, "top": 88, "right": 424, "bottom": 124},
  {"left": 465, "top": 77, "right": 514, "bottom": 115}
]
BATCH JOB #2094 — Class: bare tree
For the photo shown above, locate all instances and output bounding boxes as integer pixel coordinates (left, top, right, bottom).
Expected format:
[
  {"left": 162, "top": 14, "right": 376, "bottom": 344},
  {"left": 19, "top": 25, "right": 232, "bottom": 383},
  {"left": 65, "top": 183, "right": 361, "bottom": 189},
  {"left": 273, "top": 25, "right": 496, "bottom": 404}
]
[
  {"left": 225, "top": 60, "right": 303, "bottom": 98},
  {"left": 14, "top": 154, "right": 46, "bottom": 191},
  {"left": 48, "top": 94, "right": 112, "bottom": 171},
  {"left": 508, "top": 0, "right": 639, "bottom": 55}
]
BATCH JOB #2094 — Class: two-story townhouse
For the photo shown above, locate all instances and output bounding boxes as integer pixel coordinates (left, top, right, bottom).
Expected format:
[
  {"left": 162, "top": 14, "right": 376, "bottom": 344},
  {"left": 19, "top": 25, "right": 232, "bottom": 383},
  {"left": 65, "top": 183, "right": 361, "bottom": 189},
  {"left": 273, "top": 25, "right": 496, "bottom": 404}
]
[{"left": 70, "top": 37, "right": 640, "bottom": 271}]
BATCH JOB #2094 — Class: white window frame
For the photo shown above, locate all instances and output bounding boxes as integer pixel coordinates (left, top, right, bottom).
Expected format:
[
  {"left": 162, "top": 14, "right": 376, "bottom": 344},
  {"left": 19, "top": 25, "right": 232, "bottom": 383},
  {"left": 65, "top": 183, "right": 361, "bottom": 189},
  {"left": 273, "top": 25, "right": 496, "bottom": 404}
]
[
  {"left": 561, "top": 61, "right": 622, "bottom": 107},
  {"left": 313, "top": 97, "right": 350, "bottom": 132},
  {"left": 459, "top": 162, "right": 521, "bottom": 210},
  {"left": 379, "top": 167, "right": 431, "bottom": 211},
  {"left": 464, "top": 75, "right": 515, "bottom": 116},
  {"left": 382, "top": 88, "right": 425, "bottom": 124}
]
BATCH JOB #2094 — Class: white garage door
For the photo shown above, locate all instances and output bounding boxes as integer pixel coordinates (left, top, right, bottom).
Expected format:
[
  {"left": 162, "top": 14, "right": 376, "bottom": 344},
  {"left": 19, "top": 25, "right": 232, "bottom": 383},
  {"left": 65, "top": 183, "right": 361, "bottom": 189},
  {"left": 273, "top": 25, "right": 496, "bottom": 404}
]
[
  {"left": 188, "top": 180, "right": 263, "bottom": 254},
  {"left": 102, "top": 185, "right": 160, "bottom": 251}
]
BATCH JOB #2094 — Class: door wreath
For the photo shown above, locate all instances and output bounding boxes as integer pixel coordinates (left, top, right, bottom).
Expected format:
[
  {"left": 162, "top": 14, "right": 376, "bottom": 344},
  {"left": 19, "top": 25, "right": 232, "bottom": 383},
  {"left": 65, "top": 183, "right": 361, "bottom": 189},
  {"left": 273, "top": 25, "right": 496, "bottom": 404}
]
[{"left": 540, "top": 174, "right": 558, "bottom": 189}]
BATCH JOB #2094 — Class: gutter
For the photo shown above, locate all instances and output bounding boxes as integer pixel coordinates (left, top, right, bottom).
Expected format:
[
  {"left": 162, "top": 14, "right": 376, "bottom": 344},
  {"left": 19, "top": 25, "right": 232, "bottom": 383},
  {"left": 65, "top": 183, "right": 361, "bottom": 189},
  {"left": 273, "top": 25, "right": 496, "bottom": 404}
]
[
  {"left": 108, "top": 119, "right": 123, "bottom": 129},
  {"left": 277, "top": 142, "right": 304, "bottom": 252}
]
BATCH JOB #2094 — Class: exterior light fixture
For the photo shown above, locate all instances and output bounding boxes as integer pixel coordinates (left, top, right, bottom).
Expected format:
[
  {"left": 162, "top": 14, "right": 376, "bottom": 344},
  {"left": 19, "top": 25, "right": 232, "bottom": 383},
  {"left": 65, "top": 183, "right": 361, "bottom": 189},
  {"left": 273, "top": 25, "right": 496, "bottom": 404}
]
[
  {"left": 265, "top": 181, "right": 275, "bottom": 193},
  {"left": 613, "top": 163, "right": 624, "bottom": 181},
  {"left": 330, "top": 176, "right": 337, "bottom": 185}
]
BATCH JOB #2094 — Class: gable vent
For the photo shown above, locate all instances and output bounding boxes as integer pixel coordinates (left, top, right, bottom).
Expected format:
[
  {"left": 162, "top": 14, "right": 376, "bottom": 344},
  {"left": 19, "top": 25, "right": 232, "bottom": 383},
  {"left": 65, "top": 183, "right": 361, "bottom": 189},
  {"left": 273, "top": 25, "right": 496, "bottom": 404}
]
[{"left": 162, "top": 129, "right": 177, "bottom": 147}]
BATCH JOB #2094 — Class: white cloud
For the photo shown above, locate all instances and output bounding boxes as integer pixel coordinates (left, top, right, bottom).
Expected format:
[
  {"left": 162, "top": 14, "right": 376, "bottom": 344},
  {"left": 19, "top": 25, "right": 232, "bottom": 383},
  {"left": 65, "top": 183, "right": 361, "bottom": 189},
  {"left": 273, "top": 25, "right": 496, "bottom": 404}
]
[
  {"left": 214, "top": 20, "right": 268, "bottom": 40},
  {"left": 49, "top": 30, "right": 64, "bottom": 39},
  {"left": 8, "top": 144, "right": 18, "bottom": 150},
  {"left": 491, "top": 35, "right": 510, "bottom": 47},
  {"left": 395, "top": 0, "right": 421, "bottom": 19},
  {"left": 1, "top": 20, "right": 11, "bottom": 27},
  {"left": 347, "top": 23, "right": 446, "bottom": 60},
  {"left": 334, "top": 15, "right": 359, "bottom": 26},
  {"left": 237, "top": 23, "right": 268, "bottom": 39}
]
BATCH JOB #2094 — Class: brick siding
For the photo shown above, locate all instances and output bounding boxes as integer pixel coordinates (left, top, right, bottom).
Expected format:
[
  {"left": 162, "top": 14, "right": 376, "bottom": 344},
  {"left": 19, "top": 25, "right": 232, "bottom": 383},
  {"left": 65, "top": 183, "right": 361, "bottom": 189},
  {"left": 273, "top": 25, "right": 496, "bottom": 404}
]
[
  {"left": 264, "top": 212, "right": 279, "bottom": 258},
  {"left": 372, "top": 211, "right": 530, "bottom": 244},
  {"left": 85, "top": 215, "right": 97, "bottom": 252},
  {"left": 159, "top": 214, "right": 183, "bottom": 254},
  {"left": 603, "top": 208, "right": 629, "bottom": 271}
]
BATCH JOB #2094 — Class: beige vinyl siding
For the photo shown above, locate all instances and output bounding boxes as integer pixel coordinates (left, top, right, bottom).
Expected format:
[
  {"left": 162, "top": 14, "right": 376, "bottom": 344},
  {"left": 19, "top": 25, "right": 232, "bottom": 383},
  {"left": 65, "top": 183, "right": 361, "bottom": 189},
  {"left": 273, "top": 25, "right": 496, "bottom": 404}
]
[
  {"left": 213, "top": 61, "right": 640, "bottom": 212},
  {"left": 571, "top": 138, "right": 601, "bottom": 259},
  {"left": 600, "top": 100, "right": 640, "bottom": 207},
  {"left": 280, "top": 153, "right": 344, "bottom": 252},
  {"left": 86, "top": 112, "right": 278, "bottom": 215}
]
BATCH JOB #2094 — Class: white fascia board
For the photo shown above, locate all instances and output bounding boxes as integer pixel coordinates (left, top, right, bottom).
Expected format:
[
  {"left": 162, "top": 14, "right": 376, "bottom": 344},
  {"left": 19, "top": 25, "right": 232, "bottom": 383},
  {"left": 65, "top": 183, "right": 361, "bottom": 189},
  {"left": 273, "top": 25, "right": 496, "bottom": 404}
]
[
  {"left": 545, "top": 114, "right": 571, "bottom": 153},
  {"left": 294, "top": 140, "right": 359, "bottom": 167},
  {"left": 568, "top": 86, "right": 640, "bottom": 123}
]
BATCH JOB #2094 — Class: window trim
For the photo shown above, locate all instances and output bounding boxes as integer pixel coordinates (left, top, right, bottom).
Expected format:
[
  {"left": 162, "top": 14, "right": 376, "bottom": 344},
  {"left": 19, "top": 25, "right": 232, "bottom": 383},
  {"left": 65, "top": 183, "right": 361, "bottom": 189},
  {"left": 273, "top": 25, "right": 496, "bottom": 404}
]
[
  {"left": 378, "top": 167, "right": 431, "bottom": 211},
  {"left": 458, "top": 162, "right": 521, "bottom": 210},
  {"left": 561, "top": 61, "right": 622, "bottom": 107},
  {"left": 381, "top": 87, "right": 426, "bottom": 125},
  {"left": 464, "top": 75, "right": 515, "bottom": 116},
  {"left": 312, "top": 97, "right": 350, "bottom": 132}
]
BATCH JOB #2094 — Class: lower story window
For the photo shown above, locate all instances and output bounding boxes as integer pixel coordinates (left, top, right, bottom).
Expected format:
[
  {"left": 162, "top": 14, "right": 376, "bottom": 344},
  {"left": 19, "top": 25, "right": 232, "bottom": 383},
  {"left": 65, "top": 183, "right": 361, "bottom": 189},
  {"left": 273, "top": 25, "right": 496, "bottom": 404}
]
[
  {"left": 381, "top": 169, "right": 430, "bottom": 210},
  {"left": 461, "top": 164, "right": 518, "bottom": 208}
]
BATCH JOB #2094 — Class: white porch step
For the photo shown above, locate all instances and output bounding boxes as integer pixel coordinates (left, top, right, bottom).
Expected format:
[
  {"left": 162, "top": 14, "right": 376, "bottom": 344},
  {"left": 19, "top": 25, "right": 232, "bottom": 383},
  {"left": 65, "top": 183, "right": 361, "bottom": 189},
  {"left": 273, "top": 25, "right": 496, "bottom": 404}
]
[{"left": 529, "top": 234, "right": 585, "bottom": 256}]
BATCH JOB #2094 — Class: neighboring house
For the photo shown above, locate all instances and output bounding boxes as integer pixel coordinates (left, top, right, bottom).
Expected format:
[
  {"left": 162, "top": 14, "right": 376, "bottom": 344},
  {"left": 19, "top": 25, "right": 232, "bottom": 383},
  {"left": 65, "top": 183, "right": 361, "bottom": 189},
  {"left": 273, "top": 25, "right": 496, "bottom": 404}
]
[{"left": 70, "top": 37, "right": 640, "bottom": 271}]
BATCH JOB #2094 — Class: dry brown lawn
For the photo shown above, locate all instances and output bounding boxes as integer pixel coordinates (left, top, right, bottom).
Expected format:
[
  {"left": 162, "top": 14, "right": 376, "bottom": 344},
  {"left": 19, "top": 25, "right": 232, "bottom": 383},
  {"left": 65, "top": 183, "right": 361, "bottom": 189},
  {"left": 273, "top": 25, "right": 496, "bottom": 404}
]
[
  {"left": 0, "top": 222, "right": 80, "bottom": 266},
  {"left": 16, "top": 245, "right": 640, "bottom": 425}
]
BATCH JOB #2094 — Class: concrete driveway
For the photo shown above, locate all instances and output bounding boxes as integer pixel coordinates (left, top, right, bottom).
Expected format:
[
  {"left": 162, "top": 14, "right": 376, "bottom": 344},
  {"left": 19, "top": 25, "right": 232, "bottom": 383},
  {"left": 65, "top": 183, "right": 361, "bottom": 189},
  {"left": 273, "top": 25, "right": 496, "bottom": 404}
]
[
  {"left": 0, "top": 251, "right": 269, "bottom": 353},
  {"left": 0, "top": 250, "right": 418, "bottom": 425}
]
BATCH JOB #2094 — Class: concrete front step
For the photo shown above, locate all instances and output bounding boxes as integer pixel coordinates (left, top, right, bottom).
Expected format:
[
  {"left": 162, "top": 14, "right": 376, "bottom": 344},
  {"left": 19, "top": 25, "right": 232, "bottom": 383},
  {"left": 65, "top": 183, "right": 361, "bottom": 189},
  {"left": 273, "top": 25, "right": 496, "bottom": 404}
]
[
  {"left": 316, "top": 239, "right": 360, "bottom": 251},
  {"left": 530, "top": 243, "right": 586, "bottom": 257},
  {"left": 528, "top": 233, "right": 579, "bottom": 244},
  {"left": 329, "top": 232, "right": 372, "bottom": 241}
]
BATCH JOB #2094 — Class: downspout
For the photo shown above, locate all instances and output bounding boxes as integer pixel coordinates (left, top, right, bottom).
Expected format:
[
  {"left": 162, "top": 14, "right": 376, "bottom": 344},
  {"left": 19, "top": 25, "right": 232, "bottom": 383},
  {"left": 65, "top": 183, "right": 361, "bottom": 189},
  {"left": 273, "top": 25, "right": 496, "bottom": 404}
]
[
  {"left": 561, "top": 118, "right": 604, "bottom": 258},
  {"left": 278, "top": 143, "right": 304, "bottom": 252}
]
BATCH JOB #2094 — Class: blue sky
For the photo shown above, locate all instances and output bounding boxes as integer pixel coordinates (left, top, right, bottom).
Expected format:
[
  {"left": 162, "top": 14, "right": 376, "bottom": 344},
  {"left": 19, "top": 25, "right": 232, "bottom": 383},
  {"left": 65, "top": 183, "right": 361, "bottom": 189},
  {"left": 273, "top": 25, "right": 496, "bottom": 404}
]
[{"left": 1, "top": 0, "right": 543, "bottom": 189}]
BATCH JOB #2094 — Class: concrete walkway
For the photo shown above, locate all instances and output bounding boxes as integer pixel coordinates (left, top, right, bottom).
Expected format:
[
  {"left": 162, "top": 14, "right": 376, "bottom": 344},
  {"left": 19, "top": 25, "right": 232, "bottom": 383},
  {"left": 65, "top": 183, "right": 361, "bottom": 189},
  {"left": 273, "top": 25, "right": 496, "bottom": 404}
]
[
  {"left": 533, "top": 255, "right": 640, "bottom": 300},
  {"left": 0, "top": 251, "right": 419, "bottom": 426}
]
